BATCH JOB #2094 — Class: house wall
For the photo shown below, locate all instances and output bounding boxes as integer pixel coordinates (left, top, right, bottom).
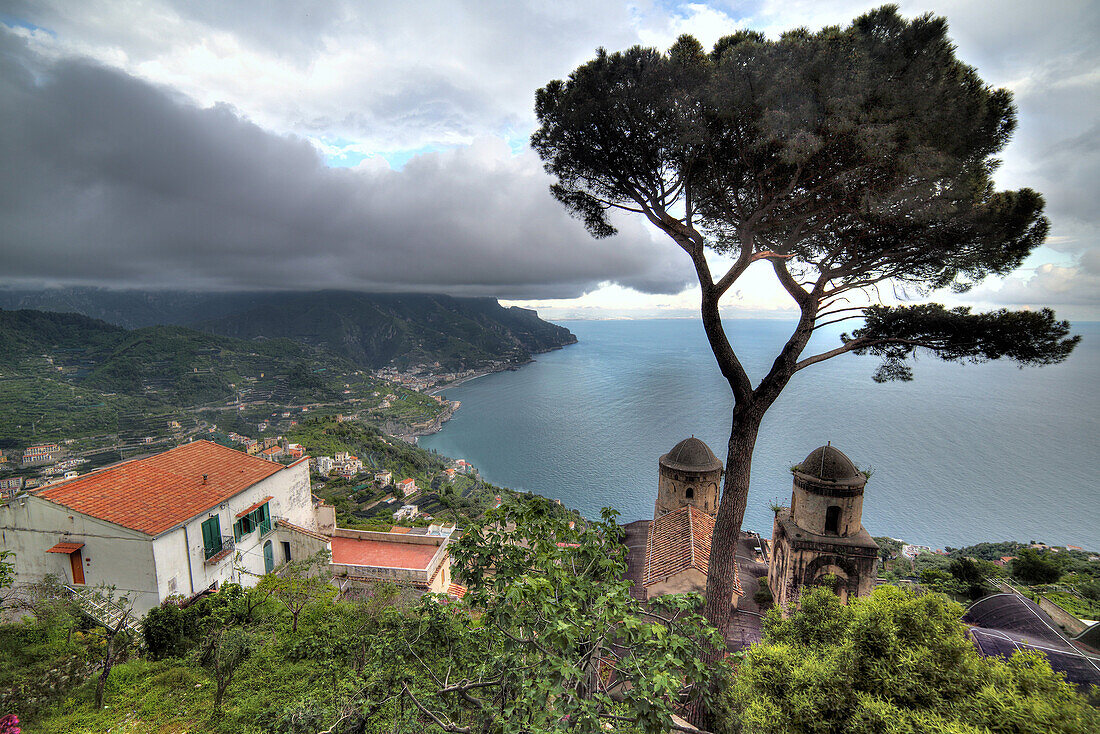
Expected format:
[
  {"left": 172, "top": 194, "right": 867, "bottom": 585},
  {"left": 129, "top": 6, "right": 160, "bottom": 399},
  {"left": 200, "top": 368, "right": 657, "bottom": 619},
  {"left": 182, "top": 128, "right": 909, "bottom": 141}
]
[
  {"left": 315, "top": 503, "right": 336, "bottom": 536},
  {"left": 645, "top": 567, "right": 708, "bottom": 599},
  {"left": 279, "top": 526, "right": 330, "bottom": 564},
  {"left": 151, "top": 459, "right": 316, "bottom": 604},
  {"left": 329, "top": 528, "right": 452, "bottom": 592},
  {"left": 0, "top": 496, "right": 160, "bottom": 612}
]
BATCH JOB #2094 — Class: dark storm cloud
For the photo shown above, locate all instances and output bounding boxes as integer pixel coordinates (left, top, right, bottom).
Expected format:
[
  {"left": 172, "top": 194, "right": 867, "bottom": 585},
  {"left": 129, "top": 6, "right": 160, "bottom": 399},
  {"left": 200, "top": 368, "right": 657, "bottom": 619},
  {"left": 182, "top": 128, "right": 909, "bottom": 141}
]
[{"left": 0, "top": 33, "right": 691, "bottom": 298}]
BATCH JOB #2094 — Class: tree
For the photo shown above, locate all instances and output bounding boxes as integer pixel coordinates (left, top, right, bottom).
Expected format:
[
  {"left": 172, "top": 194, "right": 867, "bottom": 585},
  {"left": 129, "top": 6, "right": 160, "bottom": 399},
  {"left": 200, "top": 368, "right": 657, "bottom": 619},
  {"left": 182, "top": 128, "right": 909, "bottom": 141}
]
[
  {"left": 205, "top": 626, "right": 254, "bottom": 710},
  {"left": 532, "top": 5, "right": 1079, "bottom": 637},
  {"left": 1011, "top": 548, "right": 1063, "bottom": 586},
  {"left": 265, "top": 550, "right": 336, "bottom": 633},
  {"left": 381, "top": 495, "right": 724, "bottom": 733},
  {"left": 0, "top": 551, "right": 17, "bottom": 613},
  {"left": 89, "top": 586, "right": 137, "bottom": 709},
  {"left": 726, "top": 585, "right": 1100, "bottom": 734}
]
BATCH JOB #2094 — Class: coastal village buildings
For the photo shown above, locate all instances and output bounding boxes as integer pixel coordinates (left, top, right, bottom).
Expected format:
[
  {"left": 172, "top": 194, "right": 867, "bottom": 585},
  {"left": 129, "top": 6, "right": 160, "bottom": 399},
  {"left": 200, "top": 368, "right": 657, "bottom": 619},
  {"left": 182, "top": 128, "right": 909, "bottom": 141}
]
[
  {"left": 0, "top": 477, "right": 22, "bottom": 500},
  {"left": 260, "top": 445, "right": 285, "bottom": 462},
  {"left": 375, "top": 470, "right": 392, "bottom": 487},
  {"left": 398, "top": 478, "right": 418, "bottom": 496},
  {"left": 21, "top": 443, "right": 60, "bottom": 467}
]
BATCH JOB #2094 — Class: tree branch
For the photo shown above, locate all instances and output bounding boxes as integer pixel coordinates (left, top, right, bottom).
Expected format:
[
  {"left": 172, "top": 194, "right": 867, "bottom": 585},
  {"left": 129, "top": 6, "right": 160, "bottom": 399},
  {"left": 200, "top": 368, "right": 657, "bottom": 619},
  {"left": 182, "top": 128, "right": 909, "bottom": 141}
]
[{"left": 402, "top": 683, "right": 471, "bottom": 733}]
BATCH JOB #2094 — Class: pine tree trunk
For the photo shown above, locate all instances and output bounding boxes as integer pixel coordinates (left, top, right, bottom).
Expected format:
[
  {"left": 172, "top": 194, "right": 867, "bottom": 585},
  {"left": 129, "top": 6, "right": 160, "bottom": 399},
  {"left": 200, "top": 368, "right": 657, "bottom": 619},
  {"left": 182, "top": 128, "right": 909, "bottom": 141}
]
[{"left": 702, "top": 409, "right": 762, "bottom": 641}]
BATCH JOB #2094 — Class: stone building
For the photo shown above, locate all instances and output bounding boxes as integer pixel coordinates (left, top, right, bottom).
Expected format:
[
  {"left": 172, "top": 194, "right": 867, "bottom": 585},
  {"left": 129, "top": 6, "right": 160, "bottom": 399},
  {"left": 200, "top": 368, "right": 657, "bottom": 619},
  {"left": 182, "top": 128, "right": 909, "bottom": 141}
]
[
  {"left": 768, "top": 443, "right": 878, "bottom": 608},
  {"left": 636, "top": 436, "right": 740, "bottom": 607},
  {"left": 653, "top": 436, "right": 723, "bottom": 521}
]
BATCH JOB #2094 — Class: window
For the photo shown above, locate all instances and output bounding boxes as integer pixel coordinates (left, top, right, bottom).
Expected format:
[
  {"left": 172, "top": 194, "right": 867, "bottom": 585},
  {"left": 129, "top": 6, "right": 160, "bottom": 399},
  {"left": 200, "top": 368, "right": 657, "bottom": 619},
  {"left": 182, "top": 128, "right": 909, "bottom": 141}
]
[
  {"left": 233, "top": 502, "right": 272, "bottom": 541},
  {"left": 201, "top": 516, "right": 222, "bottom": 559},
  {"left": 825, "top": 506, "right": 841, "bottom": 535}
]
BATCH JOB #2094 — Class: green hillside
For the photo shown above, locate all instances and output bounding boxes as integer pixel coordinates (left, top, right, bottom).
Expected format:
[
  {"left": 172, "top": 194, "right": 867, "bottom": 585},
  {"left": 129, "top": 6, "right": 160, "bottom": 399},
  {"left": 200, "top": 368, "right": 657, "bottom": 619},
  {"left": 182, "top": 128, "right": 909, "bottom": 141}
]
[{"left": 0, "top": 309, "right": 447, "bottom": 447}]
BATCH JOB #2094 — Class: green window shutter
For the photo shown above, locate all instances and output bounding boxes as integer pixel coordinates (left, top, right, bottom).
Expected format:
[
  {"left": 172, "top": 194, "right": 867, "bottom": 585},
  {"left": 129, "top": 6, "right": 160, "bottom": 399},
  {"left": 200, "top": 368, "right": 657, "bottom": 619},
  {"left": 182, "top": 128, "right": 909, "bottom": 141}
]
[
  {"left": 201, "top": 516, "right": 222, "bottom": 557},
  {"left": 233, "top": 520, "right": 242, "bottom": 543}
]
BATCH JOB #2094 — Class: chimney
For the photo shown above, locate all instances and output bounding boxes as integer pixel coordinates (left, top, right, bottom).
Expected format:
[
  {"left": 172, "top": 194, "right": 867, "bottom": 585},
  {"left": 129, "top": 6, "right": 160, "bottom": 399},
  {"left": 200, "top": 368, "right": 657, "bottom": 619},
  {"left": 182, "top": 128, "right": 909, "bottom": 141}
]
[{"left": 202, "top": 474, "right": 208, "bottom": 484}]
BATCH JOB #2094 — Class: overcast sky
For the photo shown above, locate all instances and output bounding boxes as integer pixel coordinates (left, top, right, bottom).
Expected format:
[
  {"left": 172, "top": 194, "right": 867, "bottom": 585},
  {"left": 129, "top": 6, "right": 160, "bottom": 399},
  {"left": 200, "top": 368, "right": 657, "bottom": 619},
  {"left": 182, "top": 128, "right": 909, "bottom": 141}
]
[{"left": 0, "top": 1, "right": 1097, "bottom": 318}]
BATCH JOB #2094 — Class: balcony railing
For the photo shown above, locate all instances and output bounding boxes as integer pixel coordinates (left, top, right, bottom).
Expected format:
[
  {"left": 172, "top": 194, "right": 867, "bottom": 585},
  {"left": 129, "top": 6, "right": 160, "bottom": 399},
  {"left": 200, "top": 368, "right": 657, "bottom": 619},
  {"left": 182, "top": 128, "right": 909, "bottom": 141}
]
[{"left": 204, "top": 535, "right": 236, "bottom": 564}]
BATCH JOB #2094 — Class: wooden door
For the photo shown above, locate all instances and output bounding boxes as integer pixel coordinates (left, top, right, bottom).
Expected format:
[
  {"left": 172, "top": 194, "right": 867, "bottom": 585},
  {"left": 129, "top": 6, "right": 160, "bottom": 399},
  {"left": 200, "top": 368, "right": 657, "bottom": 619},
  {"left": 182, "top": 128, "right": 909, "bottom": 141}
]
[
  {"left": 263, "top": 540, "right": 274, "bottom": 574},
  {"left": 70, "top": 550, "right": 85, "bottom": 585}
]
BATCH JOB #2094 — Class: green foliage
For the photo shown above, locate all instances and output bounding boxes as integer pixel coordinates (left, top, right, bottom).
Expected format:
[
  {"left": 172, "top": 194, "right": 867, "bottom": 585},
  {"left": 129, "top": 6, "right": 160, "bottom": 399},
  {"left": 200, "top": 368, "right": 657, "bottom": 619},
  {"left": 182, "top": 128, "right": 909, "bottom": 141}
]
[
  {"left": 142, "top": 602, "right": 195, "bottom": 660},
  {"left": 728, "top": 585, "right": 1100, "bottom": 734},
  {"left": 849, "top": 305, "right": 1078, "bottom": 382},
  {"left": 441, "top": 495, "right": 726, "bottom": 732},
  {"left": 0, "top": 308, "right": 457, "bottom": 446},
  {"left": 1043, "top": 592, "right": 1100, "bottom": 621},
  {"left": 1011, "top": 548, "right": 1064, "bottom": 586},
  {"left": 0, "top": 551, "right": 13, "bottom": 593},
  {"left": 872, "top": 537, "right": 904, "bottom": 561},
  {"left": 753, "top": 584, "right": 774, "bottom": 609},
  {"left": 947, "top": 541, "right": 1024, "bottom": 562}
]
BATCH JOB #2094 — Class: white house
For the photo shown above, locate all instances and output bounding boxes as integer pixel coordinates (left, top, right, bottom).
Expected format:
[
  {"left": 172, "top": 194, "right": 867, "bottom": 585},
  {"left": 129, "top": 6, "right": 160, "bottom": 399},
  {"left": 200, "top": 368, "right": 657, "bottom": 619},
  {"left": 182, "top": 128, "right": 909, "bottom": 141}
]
[
  {"left": 315, "top": 456, "right": 335, "bottom": 476},
  {"left": 0, "top": 440, "right": 330, "bottom": 616}
]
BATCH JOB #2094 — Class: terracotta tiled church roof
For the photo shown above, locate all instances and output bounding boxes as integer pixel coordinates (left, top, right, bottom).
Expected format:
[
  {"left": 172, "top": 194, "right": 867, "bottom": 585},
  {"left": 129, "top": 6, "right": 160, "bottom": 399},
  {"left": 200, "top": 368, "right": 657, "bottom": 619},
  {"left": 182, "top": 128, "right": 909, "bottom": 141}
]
[
  {"left": 34, "top": 441, "right": 285, "bottom": 536},
  {"left": 642, "top": 505, "right": 741, "bottom": 595}
]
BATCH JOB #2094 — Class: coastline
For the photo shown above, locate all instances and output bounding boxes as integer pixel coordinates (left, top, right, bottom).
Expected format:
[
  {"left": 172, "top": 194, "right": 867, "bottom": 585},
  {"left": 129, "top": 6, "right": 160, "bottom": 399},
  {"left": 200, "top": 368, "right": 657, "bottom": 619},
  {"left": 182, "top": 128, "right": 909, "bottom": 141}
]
[{"left": 426, "top": 366, "right": 501, "bottom": 396}]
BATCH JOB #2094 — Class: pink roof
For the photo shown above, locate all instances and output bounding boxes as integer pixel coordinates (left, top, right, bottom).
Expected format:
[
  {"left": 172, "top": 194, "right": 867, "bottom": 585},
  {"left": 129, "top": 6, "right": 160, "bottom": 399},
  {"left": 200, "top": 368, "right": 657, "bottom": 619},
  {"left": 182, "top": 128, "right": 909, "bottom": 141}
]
[{"left": 331, "top": 536, "right": 438, "bottom": 570}]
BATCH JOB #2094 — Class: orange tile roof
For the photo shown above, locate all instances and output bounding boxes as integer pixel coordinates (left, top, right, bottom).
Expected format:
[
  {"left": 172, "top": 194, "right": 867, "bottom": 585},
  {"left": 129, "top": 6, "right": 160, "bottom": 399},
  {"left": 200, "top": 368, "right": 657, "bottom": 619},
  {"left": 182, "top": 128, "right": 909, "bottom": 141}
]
[
  {"left": 35, "top": 441, "right": 285, "bottom": 536},
  {"left": 45, "top": 541, "right": 85, "bottom": 553},
  {"left": 447, "top": 583, "right": 467, "bottom": 599},
  {"left": 331, "top": 536, "right": 438, "bottom": 570},
  {"left": 643, "top": 506, "right": 741, "bottom": 595},
  {"left": 389, "top": 526, "right": 411, "bottom": 534}
]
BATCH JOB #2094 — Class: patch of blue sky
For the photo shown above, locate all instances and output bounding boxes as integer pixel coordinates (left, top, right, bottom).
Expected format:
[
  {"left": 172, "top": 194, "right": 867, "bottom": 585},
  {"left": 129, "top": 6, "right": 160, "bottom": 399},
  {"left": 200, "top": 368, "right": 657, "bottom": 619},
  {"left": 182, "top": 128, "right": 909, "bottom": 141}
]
[
  {"left": 0, "top": 14, "right": 54, "bottom": 35},
  {"left": 320, "top": 139, "right": 460, "bottom": 170},
  {"left": 505, "top": 135, "right": 530, "bottom": 156},
  {"left": 1021, "top": 246, "right": 1079, "bottom": 270}
]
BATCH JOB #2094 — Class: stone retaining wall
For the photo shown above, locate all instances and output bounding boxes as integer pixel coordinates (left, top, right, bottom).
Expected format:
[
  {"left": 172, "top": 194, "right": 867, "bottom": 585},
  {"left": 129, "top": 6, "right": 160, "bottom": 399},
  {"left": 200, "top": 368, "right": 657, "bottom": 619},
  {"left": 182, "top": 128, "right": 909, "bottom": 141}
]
[{"left": 1038, "top": 595, "right": 1089, "bottom": 636}]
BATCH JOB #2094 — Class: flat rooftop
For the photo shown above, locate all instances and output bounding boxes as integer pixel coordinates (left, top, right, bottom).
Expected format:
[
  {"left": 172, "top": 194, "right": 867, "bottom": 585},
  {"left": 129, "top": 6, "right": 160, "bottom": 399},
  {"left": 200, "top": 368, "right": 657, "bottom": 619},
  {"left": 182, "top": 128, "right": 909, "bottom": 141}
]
[{"left": 330, "top": 535, "right": 439, "bottom": 571}]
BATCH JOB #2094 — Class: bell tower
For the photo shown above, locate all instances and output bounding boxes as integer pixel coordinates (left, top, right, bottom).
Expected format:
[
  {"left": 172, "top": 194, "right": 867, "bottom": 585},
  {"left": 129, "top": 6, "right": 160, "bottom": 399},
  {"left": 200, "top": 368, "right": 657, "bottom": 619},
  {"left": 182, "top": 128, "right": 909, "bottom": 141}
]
[
  {"left": 768, "top": 443, "right": 879, "bottom": 608},
  {"left": 654, "top": 436, "right": 723, "bottom": 521}
]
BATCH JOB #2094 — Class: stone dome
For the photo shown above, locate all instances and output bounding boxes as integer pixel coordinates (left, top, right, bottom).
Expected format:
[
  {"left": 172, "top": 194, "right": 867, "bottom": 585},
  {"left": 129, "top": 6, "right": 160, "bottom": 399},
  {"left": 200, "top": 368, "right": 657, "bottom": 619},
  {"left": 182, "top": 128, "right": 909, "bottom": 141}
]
[
  {"left": 660, "top": 437, "right": 723, "bottom": 473},
  {"left": 797, "top": 444, "right": 861, "bottom": 482}
]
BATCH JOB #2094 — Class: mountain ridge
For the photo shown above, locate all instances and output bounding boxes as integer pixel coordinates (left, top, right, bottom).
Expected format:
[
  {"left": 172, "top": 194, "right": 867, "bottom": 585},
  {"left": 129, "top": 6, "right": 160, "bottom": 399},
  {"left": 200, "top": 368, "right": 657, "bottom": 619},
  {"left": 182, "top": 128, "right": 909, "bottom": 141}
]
[{"left": 0, "top": 288, "right": 577, "bottom": 371}]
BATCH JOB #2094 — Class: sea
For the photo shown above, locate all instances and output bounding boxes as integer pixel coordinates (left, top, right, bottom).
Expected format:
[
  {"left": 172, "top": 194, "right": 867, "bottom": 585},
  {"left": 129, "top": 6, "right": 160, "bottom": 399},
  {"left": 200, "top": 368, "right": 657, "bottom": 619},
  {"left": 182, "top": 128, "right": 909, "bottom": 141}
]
[{"left": 421, "top": 318, "right": 1100, "bottom": 550}]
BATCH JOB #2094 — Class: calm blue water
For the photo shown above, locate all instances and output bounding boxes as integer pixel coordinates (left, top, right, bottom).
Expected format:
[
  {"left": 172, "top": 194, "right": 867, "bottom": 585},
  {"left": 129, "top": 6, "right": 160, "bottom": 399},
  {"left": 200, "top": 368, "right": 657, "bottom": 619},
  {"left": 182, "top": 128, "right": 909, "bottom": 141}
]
[{"left": 421, "top": 319, "right": 1099, "bottom": 550}]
